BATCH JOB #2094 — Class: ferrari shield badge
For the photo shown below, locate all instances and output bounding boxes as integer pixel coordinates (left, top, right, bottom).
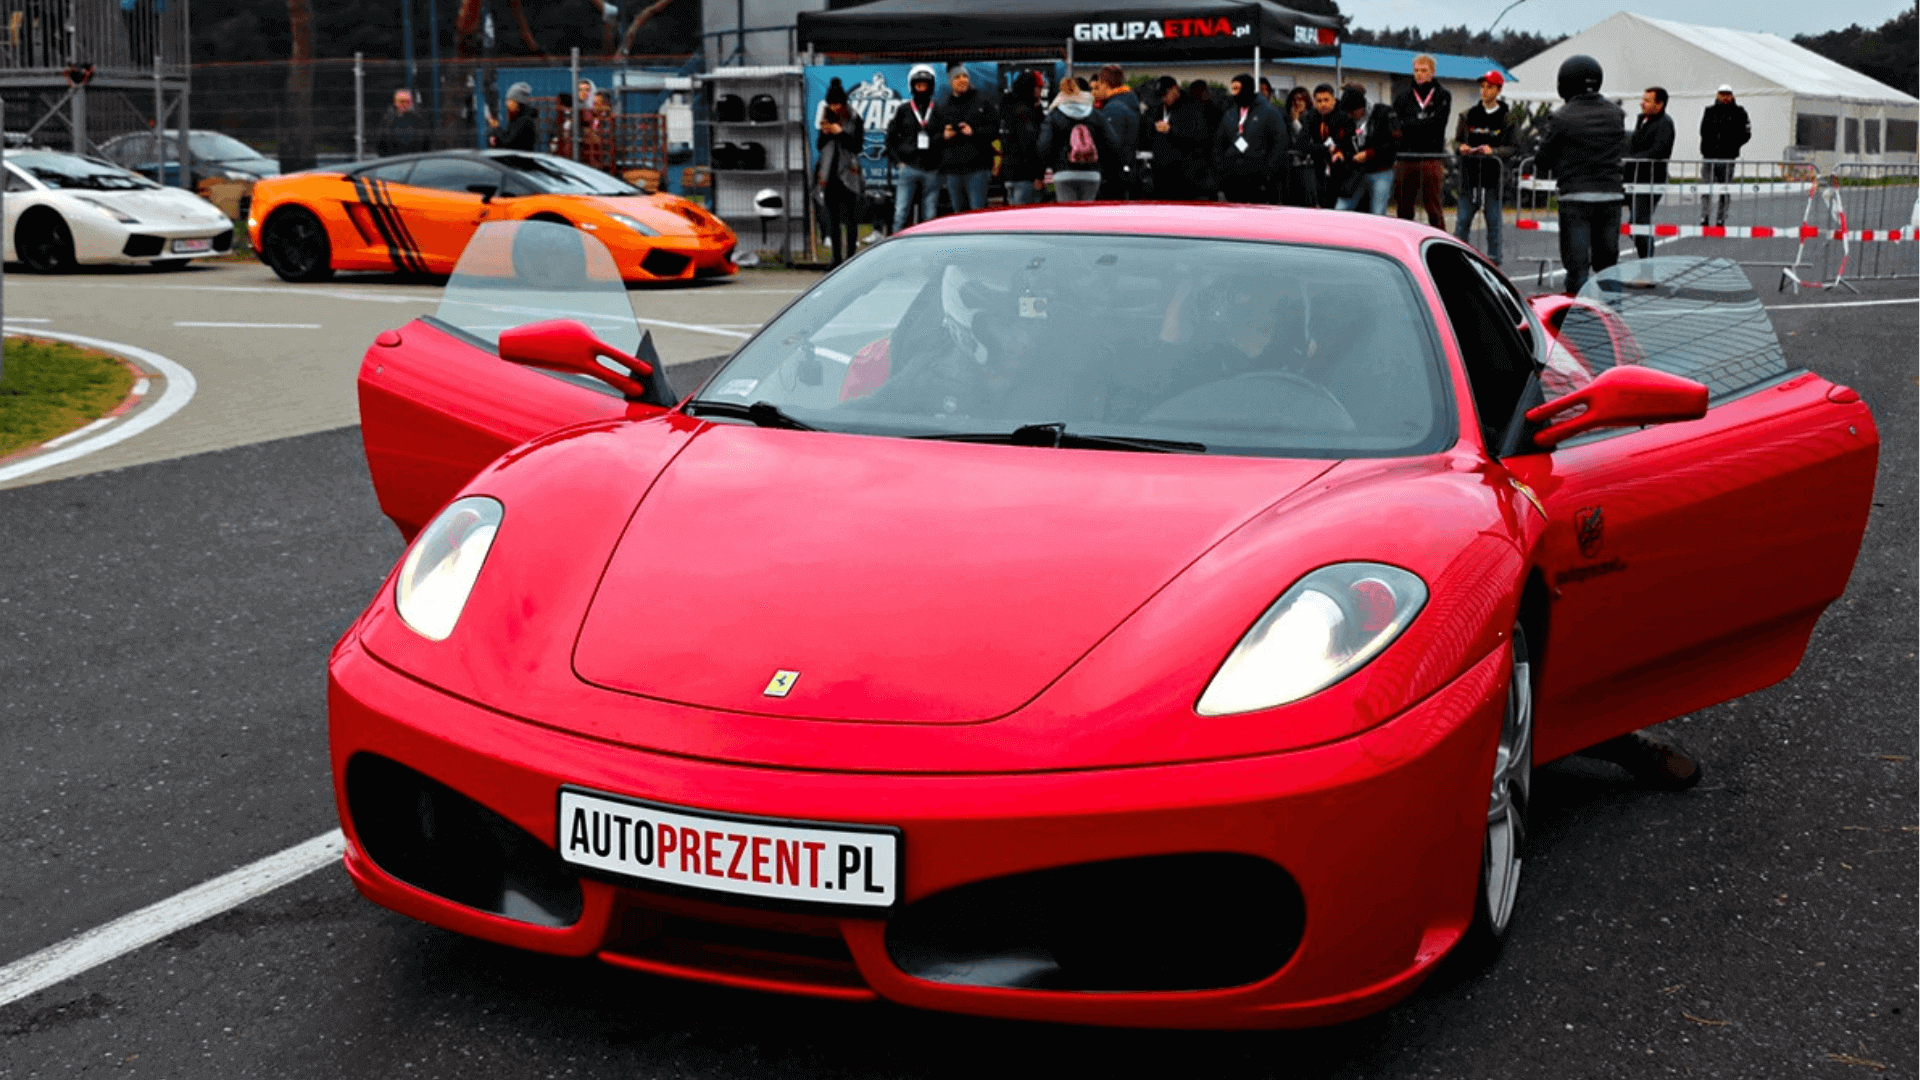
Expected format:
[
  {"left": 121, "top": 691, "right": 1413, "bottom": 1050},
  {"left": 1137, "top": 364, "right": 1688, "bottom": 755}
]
[{"left": 763, "top": 669, "right": 800, "bottom": 698}]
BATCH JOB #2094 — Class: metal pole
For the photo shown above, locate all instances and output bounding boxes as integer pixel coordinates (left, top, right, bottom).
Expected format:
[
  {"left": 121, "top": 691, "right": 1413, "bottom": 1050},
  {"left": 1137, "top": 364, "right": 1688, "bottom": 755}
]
[
  {"left": 569, "top": 47, "right": 581, "bottom": 161},
  {"left": 401, "top": 0, "right": 416, "bottom": 92},
  {"left": 1253, "top": 46, "right": 1261, "bottom": 101},
  {"left": 153, "top": 55, "right": 165, "bottom": 183},
  {"left": 1065, "top": 36, "right": 1072, "bottom": 78},
  {"left": 2, "top": 106, "right": 7, "bottom": 386},
  {"left": 427, "top": 0, "right": 441, "bottom": 134},
  {"left": 178, "top": 76, "right": 192, "bottom": 190},
  {"left": 354, "top": 52, "right": 365, "bottom": 160}
]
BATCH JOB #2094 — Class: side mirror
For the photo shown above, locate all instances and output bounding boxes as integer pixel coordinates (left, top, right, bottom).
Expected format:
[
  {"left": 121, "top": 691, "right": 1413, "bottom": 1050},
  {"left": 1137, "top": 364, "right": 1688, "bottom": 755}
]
[
  {"left": 1525, "top": 365, "right": 1708, "bottom": 449},
  {"left": 466, "top": 182, "right": 498, "bottom": 203},
  {"left": 498, "top": 319, "right": 657, "bottom": 401}
]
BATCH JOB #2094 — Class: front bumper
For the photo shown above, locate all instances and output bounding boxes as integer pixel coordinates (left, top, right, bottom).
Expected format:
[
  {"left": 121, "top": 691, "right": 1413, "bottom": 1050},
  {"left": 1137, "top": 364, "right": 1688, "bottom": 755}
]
[
  {"left": 329, "top": 636, "right": 1507, "bottom": 1029},
  {"left": 603, "top": 233, "right": 735, "bottom": 281},
  {"left": 80, "top": 222, "right": 233, "bottom": 264}
]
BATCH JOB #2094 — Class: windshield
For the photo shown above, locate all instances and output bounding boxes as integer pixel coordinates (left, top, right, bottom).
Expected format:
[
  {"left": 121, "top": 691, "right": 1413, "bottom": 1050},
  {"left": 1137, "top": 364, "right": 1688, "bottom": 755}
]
[
  {"left": 105, "top": 132, "right": 265, "bottom": 163},
  {"left": 433, "top": 220, "right": 640, "bottom": 360},
  {"left": 11, "top": 151, "right": 159, "bottom": 190},
  {"left": 697, "top": 233, "right": 1449, "bottom": 458},
  {"left": 1567, "top": 256, "right": 1789, "bottom": 401},
  {"left": 491, "top": 152, "right": 638, "bottom": 196}
]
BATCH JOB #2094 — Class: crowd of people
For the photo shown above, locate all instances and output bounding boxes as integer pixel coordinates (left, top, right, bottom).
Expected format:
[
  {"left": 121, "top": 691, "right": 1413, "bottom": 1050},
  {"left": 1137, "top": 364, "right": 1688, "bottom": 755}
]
[
  {"left": 832, "top": 58, "right": 1523, "bottom": 264},
  {"left": 816, "top": 53, "right": 1753, "bottom": 284}
]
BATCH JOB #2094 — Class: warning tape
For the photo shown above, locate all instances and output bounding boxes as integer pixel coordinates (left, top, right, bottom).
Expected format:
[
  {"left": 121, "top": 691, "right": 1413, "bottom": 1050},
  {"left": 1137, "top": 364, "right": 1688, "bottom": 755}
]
[
  {"left": 1513, "top": 220, "right": 1909, "bottom": 241},
  {"left": 1516, "top": 179, "right": 1816, "bottom": 196}
]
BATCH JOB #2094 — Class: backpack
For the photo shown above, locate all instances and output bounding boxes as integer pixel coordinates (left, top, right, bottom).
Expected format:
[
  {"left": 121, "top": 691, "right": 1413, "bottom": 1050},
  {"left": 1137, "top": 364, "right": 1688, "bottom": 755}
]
[{"left": 1068, "top": 121, "right": 1099, "bottom": 164}]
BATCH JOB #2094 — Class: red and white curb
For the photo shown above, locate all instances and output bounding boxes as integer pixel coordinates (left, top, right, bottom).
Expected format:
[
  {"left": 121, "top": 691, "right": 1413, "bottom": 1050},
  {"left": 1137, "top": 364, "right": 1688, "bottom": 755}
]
[{"left": 0, "top": 328, "right": 197, "bottom": 485}]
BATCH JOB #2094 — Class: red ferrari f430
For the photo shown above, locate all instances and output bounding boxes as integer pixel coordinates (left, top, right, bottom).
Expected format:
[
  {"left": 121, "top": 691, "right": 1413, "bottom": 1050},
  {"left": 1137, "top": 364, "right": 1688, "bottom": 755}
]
[{"left": 328, "top": 210, "right": 1876, "bottom": 1028}]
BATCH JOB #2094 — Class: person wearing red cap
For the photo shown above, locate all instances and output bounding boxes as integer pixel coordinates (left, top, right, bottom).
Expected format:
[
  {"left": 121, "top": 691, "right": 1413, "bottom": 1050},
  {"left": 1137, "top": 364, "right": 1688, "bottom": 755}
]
[{"left": 1453, "top": 70, "right": 1515, "bottom": 265}]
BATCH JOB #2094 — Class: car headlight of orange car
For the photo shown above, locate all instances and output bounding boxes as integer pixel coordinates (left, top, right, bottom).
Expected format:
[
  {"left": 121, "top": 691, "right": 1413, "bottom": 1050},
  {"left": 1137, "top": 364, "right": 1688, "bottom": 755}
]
[
  {"left": 607, "top": 212, "right": 660, "bottom": 237},
  {"left": 396, "top": 497, "right": 503, "bottom": 641},
  {"left": 1197, "top": 562, "right": 1428, "bottom": 716}
]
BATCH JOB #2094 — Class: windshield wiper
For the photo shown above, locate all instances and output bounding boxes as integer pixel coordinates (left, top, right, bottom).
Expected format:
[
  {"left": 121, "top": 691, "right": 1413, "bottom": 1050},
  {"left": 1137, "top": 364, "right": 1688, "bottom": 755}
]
[
  {"left": 917, "top": 422, "right": 1205, "bottom": 454},
  {"left": 682, "top": 399, "right": 818, "bottom": 431}
]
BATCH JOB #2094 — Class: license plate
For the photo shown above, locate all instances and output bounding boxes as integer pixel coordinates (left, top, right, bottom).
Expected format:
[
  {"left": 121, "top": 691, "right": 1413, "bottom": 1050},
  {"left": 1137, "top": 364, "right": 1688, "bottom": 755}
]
[
  {"left": 557, "top": 787, "right": 900, "bottom": 909},
  {"left": 170, "top": 237, "right": 213, "bottom": 253}
]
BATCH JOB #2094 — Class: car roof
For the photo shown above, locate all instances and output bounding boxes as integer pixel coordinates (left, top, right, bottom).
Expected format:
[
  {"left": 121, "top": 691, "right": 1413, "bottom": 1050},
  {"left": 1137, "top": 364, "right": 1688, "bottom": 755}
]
[{"left": 901, "top": 203, "right": 1447, "bottom": 263}]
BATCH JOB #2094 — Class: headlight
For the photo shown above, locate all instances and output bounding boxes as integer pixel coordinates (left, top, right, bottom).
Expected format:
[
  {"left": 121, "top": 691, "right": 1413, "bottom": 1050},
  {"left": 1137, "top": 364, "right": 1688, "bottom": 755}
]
[
  {"left": 395, "top": 497, "right": 503, "bottom": 641},
  {"left": 608, "top": 211, "right": 659, "bottom": 236},
  {"left": 1196, "top": 563, "right": 1428, "bottom": 716},
  {"left": 76, "top": 197, "right": 139, "bottom": 224}
]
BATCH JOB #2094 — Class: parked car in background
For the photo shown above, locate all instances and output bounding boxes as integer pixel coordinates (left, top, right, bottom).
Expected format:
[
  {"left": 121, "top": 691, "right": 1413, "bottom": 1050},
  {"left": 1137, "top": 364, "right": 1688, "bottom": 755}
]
[
  {"left": 98, "top": 129, "right": 282, "bottom": 185},
  {"left": 3, "top": 150, "right": 236, "bottom": 271}
]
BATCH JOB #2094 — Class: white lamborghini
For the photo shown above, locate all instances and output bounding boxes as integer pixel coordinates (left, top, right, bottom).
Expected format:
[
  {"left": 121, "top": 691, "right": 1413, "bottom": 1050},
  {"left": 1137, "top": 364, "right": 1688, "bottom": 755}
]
[{"left": 4, "top": 150, "right": 235, "bottom": 272}]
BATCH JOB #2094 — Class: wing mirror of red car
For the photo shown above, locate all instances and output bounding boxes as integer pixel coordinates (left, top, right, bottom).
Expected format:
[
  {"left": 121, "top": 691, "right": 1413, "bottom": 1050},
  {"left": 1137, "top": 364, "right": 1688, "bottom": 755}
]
[
  {"left": 497, "top": 319, "right": 658, "bottom": 401},
  {"left": 1525, "top": 365, "right": 1709, "bottom": 449}
]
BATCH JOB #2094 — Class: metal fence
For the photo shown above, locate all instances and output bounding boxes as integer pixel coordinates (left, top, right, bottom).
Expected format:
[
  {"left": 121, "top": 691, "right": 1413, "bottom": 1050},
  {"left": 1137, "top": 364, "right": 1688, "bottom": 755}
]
[{"left": 1794, "top": 161, "right": 1920, "bottom": 292}]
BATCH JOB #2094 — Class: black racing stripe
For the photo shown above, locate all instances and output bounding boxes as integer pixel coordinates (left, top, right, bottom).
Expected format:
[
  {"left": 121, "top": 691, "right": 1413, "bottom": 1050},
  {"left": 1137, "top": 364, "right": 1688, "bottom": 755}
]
[
  {"left": 360, "top": 177, "right": 424, "bottom": 274},
  {"left": 350, "top": 175, "right": 411, "bottom": 273},
  {"left": 373, "top": 179, "right": 431, "bottom": 274}
]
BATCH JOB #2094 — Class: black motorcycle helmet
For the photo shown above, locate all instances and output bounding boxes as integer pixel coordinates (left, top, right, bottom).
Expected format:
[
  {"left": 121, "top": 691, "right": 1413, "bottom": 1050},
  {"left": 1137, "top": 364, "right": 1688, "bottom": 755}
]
[{"left": 1557, "top": 54, "right": 1603, "bottom": 100}]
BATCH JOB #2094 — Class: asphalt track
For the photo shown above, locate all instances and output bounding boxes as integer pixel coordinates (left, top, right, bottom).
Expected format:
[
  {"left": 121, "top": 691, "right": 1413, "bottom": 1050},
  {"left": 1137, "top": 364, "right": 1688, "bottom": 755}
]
[{"left": 0, "top": 250, "right": 1913, "bottom": 1078}]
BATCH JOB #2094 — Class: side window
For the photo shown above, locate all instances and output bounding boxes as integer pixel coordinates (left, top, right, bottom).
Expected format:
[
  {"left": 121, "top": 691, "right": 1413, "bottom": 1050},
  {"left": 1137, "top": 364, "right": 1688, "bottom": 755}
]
[
  {"left": 406, "top": 158, "right": 502, "bottom": 195},
  {"left": 1426, "top": 245, "right": 1535, "bottom": 447},
  {"left": 358, "top": 160, "right": 414, "bottom": 185}
]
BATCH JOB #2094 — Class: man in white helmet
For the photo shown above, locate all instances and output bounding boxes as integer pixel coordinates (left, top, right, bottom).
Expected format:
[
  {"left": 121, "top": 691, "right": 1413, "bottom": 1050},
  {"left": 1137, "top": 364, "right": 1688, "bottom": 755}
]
[{"left": 885, "top": 64, "right": 945, "bottom": 233}]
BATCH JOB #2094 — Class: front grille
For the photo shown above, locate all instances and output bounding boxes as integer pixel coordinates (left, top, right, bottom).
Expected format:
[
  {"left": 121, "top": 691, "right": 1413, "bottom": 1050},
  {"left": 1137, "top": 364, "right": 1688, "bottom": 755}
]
[
  {"left": 886, "top": 853, "right": 1306, "bottom": 992},
  {"left": 640, "top": 248, "right": 692, "bottom": 278},
  {"left": 345, "top": 754, "right": 584, "bottom": 927},
  {"left": 602, "top": 889, "right": 867, "bottom": 993}
]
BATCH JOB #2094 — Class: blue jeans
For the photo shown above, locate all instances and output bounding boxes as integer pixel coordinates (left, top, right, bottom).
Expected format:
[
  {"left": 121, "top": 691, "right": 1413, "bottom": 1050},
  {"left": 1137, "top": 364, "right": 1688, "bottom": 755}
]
[
  {"left": 942, "top": 169, "right": 990, "bottom": 214},
  {"left": 892, "top": 164, "right": 940, "bottom": 232},
  {"left": 1558, "top": 199, "right": 1622, "bottom": 296},
  {"left": 1454, "top": 186, "right": 1504, "bottom": 265},
  {"left": 1335, "top": 169, "right": 1394, "bottom": 214},
  {"left": 1006, "top": 179, "right": 1040, "bottom": 206}
]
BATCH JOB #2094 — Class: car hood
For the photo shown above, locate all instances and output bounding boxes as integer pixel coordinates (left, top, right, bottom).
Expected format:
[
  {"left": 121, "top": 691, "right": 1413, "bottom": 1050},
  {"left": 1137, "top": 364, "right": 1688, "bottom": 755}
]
[
  {"left": 77, "top": 188, "right": 228, "bottom": 227},
  {"left": 571, "top": 427, "right": 1333, "bottom": 723},
  {"left": 586, "top": 194, "right": 730, "bottom": 238}
]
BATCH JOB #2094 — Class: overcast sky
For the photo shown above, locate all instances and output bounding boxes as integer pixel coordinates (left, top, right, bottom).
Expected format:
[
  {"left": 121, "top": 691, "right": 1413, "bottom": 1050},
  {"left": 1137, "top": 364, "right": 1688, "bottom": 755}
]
[{"left": 1336, "top": 0, "right": 1915, "bottom": 39}]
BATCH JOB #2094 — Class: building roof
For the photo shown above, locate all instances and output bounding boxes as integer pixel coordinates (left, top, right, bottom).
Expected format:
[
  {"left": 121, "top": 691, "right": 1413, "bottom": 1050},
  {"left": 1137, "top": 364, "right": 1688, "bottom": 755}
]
[
  {"left": 1507, "top": 11, "right": 1916, "bottom": 106},
  {"left": 1293, "top": 42, "right": 1513, "bottom": 84}
]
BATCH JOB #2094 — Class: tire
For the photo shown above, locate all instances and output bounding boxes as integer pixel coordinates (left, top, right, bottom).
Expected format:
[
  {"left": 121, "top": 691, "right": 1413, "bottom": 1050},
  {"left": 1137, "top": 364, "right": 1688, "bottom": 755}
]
[
  {"left": 1456, "top": 622, "right": 1533, "bottom": 967},
  {"left": 16, "top": 211, "right": 76, "bottom": 273},
  {"left": 261, "top": 206, "right": 334, "bottom": 282}
]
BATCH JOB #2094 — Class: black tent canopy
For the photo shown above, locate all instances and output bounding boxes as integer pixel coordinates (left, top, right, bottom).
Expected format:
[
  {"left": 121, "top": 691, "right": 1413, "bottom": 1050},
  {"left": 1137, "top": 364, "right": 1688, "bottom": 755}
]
[{"left": 797, "top": 0, "right": 1344, "bottom": 61}]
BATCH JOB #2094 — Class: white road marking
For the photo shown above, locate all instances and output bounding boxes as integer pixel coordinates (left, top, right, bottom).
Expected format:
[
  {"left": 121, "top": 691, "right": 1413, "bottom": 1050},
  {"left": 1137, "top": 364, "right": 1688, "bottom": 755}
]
[
  {"left": 1765, "top": 297, "right": 1919, "bottom": 311},
  {"left": 14, "top": 281, "right": 435, "bottom": 305},
  {"left": 3, "top": 316, "right": 51, "bottom": 323},
  {"left": 174, "top": 321, "right": 324, "bottom": 329},
  {"left": 0, "top": 830, "right": 344, "bottom": 1008},
  {"left": 634, "top": 315, "right": 752, "bottom": 339},
  {"left": 0, "top": 330, "right": 197, "bottom": 485},
  {"left": 39, "top": 416, "right": 116, "bottom": 449}
]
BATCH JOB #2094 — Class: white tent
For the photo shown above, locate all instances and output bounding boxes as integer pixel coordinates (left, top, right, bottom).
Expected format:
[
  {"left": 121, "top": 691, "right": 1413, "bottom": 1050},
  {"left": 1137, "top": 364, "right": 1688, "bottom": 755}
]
[{"left": 1507, "top": 11, "right": 1917, "bottom": 172}]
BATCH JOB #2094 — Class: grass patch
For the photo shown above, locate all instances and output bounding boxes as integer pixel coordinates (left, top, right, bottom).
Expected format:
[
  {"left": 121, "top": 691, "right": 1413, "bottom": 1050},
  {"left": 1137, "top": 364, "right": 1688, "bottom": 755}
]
[{"left": 0, "top": 337, "right": 136, "bottom": 456}]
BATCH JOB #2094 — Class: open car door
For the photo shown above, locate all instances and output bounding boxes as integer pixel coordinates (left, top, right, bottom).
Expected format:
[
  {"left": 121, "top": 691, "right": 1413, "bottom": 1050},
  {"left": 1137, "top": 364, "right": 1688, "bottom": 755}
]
[
  {"left": 1506, "top": 258, "right": 1879, "bottom": 763},
  {"left": 359, "top": 219, "right": 680, "bottom": 539}
]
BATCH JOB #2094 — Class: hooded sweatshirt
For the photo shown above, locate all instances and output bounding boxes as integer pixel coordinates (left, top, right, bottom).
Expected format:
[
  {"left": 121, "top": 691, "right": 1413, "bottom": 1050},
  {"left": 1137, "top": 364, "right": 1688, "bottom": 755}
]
[{"left": 1038, "top": 96, "right": 1116, "bottom": 183}]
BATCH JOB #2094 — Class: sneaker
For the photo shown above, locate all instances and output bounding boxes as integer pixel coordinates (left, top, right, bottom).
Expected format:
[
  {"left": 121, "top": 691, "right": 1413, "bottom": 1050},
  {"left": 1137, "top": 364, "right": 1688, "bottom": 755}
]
[{"left": 1582, "top": 731, "right": 1702, "bottom": 791}]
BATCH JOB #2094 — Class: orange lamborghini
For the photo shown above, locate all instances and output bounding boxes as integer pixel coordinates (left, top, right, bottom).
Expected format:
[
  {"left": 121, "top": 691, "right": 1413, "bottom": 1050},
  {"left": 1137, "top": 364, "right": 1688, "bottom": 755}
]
[{"left": 248, "top": 150, "right": 736, "bottom": 284}]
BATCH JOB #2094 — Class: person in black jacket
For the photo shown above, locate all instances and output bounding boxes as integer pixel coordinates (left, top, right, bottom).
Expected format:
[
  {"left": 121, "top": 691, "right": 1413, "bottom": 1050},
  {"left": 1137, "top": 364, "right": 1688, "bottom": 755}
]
[
  {"left": 1627, "top": 86, "right": 1676, "bottom": 259},
  {"left": 999, "top": 71, "right": 1047, "bottom": 205},
  {"left": 1453, "top": 70, "right": 1515, "bottom": 265},
  {"left": 1280, "top": 87, "right": 1321, "bottom": 207},
  {"left": 1311, "top": 84, "right": 1344, "bottom": 208},
  {"left": 1534, "top": 55, "right": 1627, "bottom": 294},
  {"left": 1093, "top": 65, "right": 1141, "bottom": 200},
  {"left": 487, "top": 83, "right": 538, "bottom": 151},
  {"left": 1698, "top": 84, "right": 1750, "bottom": 227},
  {"left": 1037, "top": 80, "right": 1115, "bottom": 202},
  {"left": 934, "top": 64, "right": 998, "bottom": 215},
  {"left": 1146, "top": 76, "right": 1210, "bottom": 201},
  {"left": 814, "top": 78, "right": 866, "bottom": 266},
  {"left": 375, "top": 88, "right": 430, "bottom": 157},
  {"left": 885, "top": 64, "right": 944, "bottom": 232},
  {"left": 1392, "top": 54, "right": 1452, "bottom": 228},
  {"left": 1213, "top": 73, "right": 1284, "bottom": 205},
  {"left": 1331, "top": 88, "right": 1397, "bottom": 213}
]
